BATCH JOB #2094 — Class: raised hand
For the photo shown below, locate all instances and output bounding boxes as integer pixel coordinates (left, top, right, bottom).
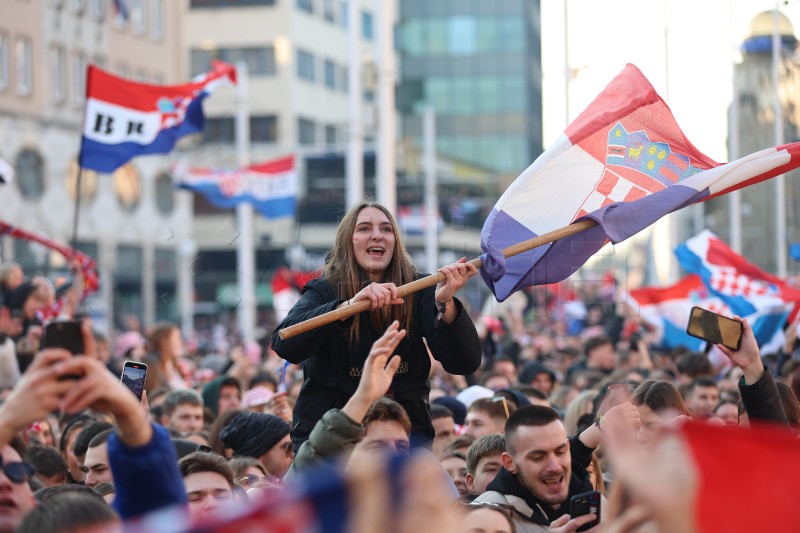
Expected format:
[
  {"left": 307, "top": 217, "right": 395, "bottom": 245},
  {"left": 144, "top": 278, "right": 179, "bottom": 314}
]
[
  {"left": 717, "top": 318, "right": 763, "bottom": 384},
  {"left": 434, "top": 257, "right": 478, "bottom": 305},
  {"left": 343, "top": 321, "right": 405, "bottom": 423}
]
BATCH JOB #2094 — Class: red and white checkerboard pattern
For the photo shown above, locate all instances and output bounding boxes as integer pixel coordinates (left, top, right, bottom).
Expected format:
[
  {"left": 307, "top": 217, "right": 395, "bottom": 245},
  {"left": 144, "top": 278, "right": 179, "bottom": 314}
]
[
  {"left": 575, "top": 170, "right": 647, "bottom": 220},
  {"left": 710, "top": 270, "right": 772, "bottom": 297}
]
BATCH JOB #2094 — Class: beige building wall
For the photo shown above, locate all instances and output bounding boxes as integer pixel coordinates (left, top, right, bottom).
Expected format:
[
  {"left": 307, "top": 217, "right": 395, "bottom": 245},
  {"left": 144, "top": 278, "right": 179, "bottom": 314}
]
[{"left": 0, "top": 0, "right": 191, "bottom": 333}]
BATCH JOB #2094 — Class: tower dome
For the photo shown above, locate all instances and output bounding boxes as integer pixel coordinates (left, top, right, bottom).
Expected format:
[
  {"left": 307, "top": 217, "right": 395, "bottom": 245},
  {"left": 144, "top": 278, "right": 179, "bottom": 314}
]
[{"left": 742, "top": 10, "right": 797, "bottom": 55}]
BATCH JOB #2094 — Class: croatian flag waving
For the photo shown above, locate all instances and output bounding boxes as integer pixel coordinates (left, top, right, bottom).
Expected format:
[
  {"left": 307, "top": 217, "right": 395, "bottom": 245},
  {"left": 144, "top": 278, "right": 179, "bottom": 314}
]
[
  {"left": 173, "top": 155, "right": 296, "bottom": 219},
  {"left": 675, "top": 230, "right": 800, "bottom": 322},
  {"left": 79, "top": 61, "right": 236, "bottom": 174},
  {"left": 480, "top": 64, "right": 800, "bottom": 301},
  {"left": 628, "top": 273, "right": 790, "bottom": 352}
]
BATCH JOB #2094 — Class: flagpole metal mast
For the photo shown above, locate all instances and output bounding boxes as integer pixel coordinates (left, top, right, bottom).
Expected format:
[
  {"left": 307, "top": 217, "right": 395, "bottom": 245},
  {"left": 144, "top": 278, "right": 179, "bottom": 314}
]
[
  {"left": 729, "top": 3, "right": 742, "bottom": 253},
  {"left": 278, "top": 219, "right": 598, "bottom": 340},
  {"left": 423, "top": 106, "right": 438, "bottom": 275},
  {"left": 71, "top": 168, "right": 83, "bottom": 248},
  {"left": 235, "top": 62, "right": 256, "bottom": 344},
  {"left": 772, "top": 4, "right": 788, "bottom": 277},
  {"left": 346, "top": 0, "right": 364, "bottom": 209},
  {"left": 376, "top": 0, "right": 396, "bottom": 215}
]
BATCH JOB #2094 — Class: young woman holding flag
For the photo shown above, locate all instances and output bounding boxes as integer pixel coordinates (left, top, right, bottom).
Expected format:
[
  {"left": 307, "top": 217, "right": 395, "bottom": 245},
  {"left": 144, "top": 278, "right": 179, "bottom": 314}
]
[{"left": 271, "top": 201, "right": 481, "bottom": 450}]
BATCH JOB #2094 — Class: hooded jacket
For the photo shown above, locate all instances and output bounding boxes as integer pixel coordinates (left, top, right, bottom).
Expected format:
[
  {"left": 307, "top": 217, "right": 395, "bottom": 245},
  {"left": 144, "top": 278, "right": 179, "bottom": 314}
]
[
  {"left": 271, "top": 276, "right": 481, "bottom": 449},
  {"left": 474, "top": 465, "right": 597, "bottom": 532}
]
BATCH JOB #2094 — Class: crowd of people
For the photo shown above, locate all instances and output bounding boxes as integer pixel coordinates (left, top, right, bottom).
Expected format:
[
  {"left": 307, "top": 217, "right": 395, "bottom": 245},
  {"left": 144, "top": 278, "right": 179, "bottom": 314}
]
[{"left": 1, "top": 202, "right": 800, "bottom": 532}]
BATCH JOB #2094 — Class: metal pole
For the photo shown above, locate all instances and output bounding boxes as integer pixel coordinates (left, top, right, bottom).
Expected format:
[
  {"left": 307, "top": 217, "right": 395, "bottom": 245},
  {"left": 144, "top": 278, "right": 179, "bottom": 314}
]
[
  {"left": 376, "top": 0, "right": 396, "bottom": 214},
  {"left": 772, "top": 4, "right": 787, "bottom": 277},
  {"left": 729, "top": 43, "right": 742, "bottom": 253},
  {"left": 423, "top": 107, "right": 437, "bottom": 275},
  {"left": 346, "top": 0, "right": 364, "bottom": 209},
  {"left": 235, "top": 62, "right": 256, "bottom": 343}
]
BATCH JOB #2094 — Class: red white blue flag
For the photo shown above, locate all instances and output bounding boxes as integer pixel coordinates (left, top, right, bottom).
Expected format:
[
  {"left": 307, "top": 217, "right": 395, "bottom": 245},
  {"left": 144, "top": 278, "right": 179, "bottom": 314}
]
[
  {"left": 676, "top": 230, "right": 800, "bottom": 322},
  {"left": 481, "top": 64, "right": 800, "bottom": 301},
  {"left": 173, "top": 155, "right": 296, "bottom": 219},
  {"left": 79, "top": 61, "right": 236, "bottom": 173}
]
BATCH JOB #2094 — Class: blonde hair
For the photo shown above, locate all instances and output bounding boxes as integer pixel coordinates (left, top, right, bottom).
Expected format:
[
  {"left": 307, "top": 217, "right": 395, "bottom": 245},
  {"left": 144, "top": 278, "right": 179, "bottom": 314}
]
[{"left": 322, "top": 201, "right": 416, "bottom": 343}]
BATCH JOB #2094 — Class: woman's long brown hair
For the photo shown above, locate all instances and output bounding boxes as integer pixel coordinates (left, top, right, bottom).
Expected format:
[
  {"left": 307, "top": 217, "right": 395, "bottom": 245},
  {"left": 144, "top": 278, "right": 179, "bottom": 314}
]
[{"left": 322, "top": 201, "right": 417, "bottom": 344}]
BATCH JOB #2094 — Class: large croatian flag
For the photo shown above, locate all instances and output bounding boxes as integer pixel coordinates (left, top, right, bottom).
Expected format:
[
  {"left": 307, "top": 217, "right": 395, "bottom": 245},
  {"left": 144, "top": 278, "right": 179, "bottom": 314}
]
[
  {"left": 628, "top": 273, "right": 790, "bottom": 352},
  {"left": 676, "top": 230, "right": 800, "bottom": 322},
  {"left": 480, "top": 64, "right": 800, "bottom": 301},
  {"left": 79, "top": 61, "right": 236, "bottom": 173},
  {"left": 174, "top": 155, "right": 296, "bottom": 219}
]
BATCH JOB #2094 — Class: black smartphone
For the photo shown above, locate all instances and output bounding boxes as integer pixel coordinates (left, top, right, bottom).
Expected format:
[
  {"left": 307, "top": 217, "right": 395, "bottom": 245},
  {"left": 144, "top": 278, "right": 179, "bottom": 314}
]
[
  {"left": 120, "top": 360, "right": 148, "bottom": 401},
  {"left": 42, "top": 320, "right": 85, "bottom": 355},
  {"left": 570, "top": 490, "right": 601, "bottom": 532},
  {"left": 686, "top": 306, "right": 743, "bottom": 351}
]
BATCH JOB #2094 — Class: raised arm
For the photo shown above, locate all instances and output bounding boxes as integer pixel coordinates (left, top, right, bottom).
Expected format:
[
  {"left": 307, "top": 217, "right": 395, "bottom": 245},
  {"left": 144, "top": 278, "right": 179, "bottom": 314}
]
[{"left": 718, "top": 318, "right": 787, "bottom": 426}]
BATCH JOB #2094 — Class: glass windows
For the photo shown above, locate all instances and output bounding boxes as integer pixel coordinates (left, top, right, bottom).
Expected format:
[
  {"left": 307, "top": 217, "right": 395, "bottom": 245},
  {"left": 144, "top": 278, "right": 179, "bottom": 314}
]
[
  {"left": 190, "top": 0, "right": 275, "bottom": 6},
  {"left": 0, "top": 33, "right": 8, "bottom": 91},
  {"left": 362, "top": 11, "right": 374, "bottom": 40},
  {"left": 297, "top": 49, "right": 315, "bottom": 82},
  {"left": 190, "top": 47, "right": 275, "bottom": 77},
  {"left": 297, "top": 0, "right": 312, "bottom": 14},
  {"left": 154, "top": 172, "right": 175, "bottom": 215},
  {"left": 324, "top": 59, "right": 336, "bottom": 89},
  {"left": 15, "top": 149, "right": 45, "bottom": 199},
  {"left": 72, "top": 52, "right": 87, "bottom": 105},
  {"left": 50, "top": 46, "right": 66, "bottom": 103},
  {"left": 150, "top": 0, "right": 164, "bottom": 39},
  {"left": 298, "top": 118, "right": 316, "bottom": 146},
  {"left": 325, "top": 125, "right": 337, "bottom": 147},
  {"left": 250, "top": 115, "right": 277, "bottom": 143},
  {"left": 15, "top": 37, "right": 32, "bottom": 95},
  {"left": 447, "top": 17, "right": 476, "bottom": 55}
]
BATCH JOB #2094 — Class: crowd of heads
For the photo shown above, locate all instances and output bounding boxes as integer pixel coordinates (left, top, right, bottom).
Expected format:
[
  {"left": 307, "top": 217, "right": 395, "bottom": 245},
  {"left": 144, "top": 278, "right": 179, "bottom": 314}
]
[{"left": 2, "top": 254, "right": 800, "bottom": 532}]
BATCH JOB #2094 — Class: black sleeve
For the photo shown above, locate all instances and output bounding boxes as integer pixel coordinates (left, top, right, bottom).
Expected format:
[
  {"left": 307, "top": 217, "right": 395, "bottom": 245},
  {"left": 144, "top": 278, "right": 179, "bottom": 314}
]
[
  {"left": 420, "top": 293, "right": 481, "bottom": 375},
  {"left": 739, "top": 368, "right": 788, "bottom": 426},
  {"left": 270, "top": 280, "right": 350, "bottom": 364},
  {"left": 569, "top": 434, "right": 595, "bottom": 468}
]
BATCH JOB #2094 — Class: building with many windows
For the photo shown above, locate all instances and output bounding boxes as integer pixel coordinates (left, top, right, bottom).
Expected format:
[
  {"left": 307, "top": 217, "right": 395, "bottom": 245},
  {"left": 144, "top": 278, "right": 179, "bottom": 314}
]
[{"left": 0, "top": 0, "right": 188, "bottom": 333}]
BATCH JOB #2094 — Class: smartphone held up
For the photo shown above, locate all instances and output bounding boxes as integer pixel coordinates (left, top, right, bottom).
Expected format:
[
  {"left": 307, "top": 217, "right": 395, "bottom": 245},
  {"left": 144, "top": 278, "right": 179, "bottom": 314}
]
[
  {"left": 570, "top": 490, "right": 601, "bottom": 532},
  {"left": 41, "top": 320, "right": 85, "bottom": 355},
  {"left": 120, "top": 361, "right": 148, "bottom": 401},
  {"left": 686, "top": 306, "right": 743, "bottom": 351}
]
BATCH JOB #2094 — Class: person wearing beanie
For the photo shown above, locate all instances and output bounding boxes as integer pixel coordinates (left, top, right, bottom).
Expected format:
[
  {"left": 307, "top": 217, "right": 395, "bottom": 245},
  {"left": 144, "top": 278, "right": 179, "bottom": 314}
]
[
  {"left": 219, "top": 412, "right": 293, "bottom": 479},
  {"left": 432, "top": 396, "right": 468, "bottom": 426},
  {"left": 201, "top": 376, "right": 242, "bottom": 420},
  {"left": 518, "top": 361, "right": 557, "bottom": 396}
]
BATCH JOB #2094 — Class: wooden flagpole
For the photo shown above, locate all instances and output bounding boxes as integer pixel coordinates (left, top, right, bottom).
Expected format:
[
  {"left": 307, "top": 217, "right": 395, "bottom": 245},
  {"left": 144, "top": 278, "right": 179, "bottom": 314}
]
[{"left": 278, "top": 218, "right": 598, "bottom": 340}]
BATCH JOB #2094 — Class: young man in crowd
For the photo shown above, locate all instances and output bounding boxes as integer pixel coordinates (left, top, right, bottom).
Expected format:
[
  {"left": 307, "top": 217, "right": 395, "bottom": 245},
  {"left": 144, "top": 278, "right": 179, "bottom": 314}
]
[
  {"left": 463, "top": 397, "right": 514, "bottom": 439},
  {"left": 219, "top": 412, "right": 294, "bottom": 480},
  {"left": 430, "top": 404, "right": 457, "bottom": 458},
  {"left": 465, "top": 433, "right": 505, "bottom": 497},
  {"left": 201, "top": 376, "right": 242, "bottom": 420},
  {"left": 567, "top": 334, "right": 617, "bottom": 380},
  {"left": 473, "top": 406, "right": 601, "bottom": 532},
  {"left": 684, "top": 377, "right": 720, "bottom": 420},
  {"left": 160, "top": 389, "right": 205, "bottom": 434},
  {"left": 82, "top": 429, "right": 114, "bottom": 488},
  {"left": 518, "top": 361, "right": 557, "bottom": 397},
  {"left": 0, "top": 438, "right": 35, "bottom": 533},
  {"left": 178, "top": 451, "right": 235, "bottom": 521}
]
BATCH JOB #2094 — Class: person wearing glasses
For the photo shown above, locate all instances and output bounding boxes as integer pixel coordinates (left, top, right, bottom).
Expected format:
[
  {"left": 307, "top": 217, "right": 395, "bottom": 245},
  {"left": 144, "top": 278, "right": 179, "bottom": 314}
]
[
  {"left": 0, "top": 437, "right": 35, "bottom": 533},
  {"left": 0, "top": 329, "right": 187, "bottom": 525}
]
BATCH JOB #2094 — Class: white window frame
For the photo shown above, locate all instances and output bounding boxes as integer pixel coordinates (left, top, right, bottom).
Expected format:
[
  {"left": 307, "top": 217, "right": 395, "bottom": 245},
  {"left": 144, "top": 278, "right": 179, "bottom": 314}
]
[
  {"left": 0, "top": 33, "right": 8, "bottom": 91},
  {"left": 132, "top": 0, "right": 147, "bottom": 35},
  {"left": 150, "top": 0, "right": 164, "bottom": 40},
  {"left": 51, "top": 45, "right": 66, "bottom": 103},
  {"left": 15, "top": 38, "right": 32, "bottom": 96},
  {"left": 89, "top": 0, "right": 106, "bottom": 21},
  {"left": 72, "top": 52, "right": 87, "bottom": 105}
]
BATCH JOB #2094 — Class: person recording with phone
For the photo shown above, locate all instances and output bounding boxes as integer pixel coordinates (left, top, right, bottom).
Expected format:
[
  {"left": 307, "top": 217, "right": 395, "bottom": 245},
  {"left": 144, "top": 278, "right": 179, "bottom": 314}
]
[
  {"left": 0, "top": 322, "right": 187, "bottom": 525},
  {"left": 717, "top": 317, "right": 787, "bottom": 427}
]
